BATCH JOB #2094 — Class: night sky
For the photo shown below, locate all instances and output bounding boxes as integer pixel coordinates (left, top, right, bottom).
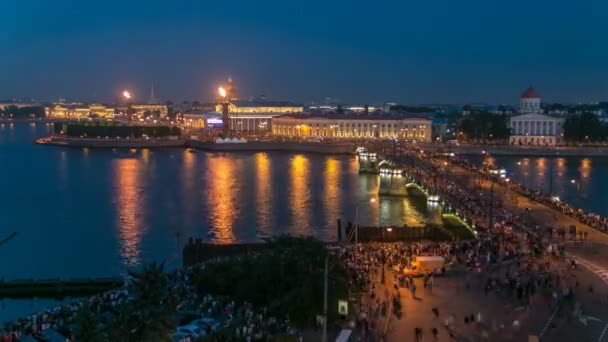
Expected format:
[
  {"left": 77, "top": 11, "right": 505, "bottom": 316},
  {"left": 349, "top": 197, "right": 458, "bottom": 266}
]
[{"left": 2, "top": 0, "right": 607, "bottom": 104}]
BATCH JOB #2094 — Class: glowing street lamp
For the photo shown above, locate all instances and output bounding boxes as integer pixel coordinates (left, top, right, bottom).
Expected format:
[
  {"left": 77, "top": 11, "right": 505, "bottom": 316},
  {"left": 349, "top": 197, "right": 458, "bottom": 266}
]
[
  {"left": 123, "top": 90, "right": 132, "bottom": 100},
  {"left": 218, "top": 87, "right": 227, "bottom": 99}
]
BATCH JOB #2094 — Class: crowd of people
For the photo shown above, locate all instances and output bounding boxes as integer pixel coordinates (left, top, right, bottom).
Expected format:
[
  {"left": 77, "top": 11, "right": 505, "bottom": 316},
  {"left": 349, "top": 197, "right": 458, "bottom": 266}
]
[
  {"left": 0, "top": 258, "right": 300, "bottom": 341},
  {"left": 446, "top": 154, "right": 608, "bottom": 232},
  {"left": 340, "top": 213, "right": 577, "bottom": 341}
]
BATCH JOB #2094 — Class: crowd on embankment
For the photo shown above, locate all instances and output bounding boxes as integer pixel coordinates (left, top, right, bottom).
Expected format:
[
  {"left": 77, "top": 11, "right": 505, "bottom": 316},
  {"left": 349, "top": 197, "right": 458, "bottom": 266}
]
[{"left": 443, "top": 155, "right": 608, "bottom": 233}]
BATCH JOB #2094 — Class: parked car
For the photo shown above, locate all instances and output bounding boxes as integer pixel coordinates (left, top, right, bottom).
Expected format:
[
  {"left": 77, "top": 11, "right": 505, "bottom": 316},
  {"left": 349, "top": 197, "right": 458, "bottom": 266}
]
[
  {"left": 191, "top": 317, "right": 221, "bottom": 333},
  {"left": 171, "top": 324, "right": 204, "bottom": 341}
]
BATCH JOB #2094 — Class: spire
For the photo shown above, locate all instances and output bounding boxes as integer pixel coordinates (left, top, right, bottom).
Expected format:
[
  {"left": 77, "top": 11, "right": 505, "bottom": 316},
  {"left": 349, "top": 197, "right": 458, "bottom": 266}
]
[{"left": 149, "top": 82, "right": 158, "bottom": 104}]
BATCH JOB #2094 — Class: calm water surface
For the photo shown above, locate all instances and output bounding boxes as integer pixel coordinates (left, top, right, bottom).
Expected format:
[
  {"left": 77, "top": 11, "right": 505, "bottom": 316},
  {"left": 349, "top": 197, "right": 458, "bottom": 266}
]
[
  {"left": 466, "top": 154, "right": 608, "bottom": 216},
  {"left": 0, "top": 123, "right": 430, "bottom": 282}
]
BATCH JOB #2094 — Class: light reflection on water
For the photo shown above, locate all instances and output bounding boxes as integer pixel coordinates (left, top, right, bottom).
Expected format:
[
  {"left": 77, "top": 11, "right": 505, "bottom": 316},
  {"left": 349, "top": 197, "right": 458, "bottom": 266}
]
[
  {"left": 290, "top": 154, "right": 311, "bottom": 235},
  {"left": 206, "top": 155, "right": 238, "bottom": 243},
  {"left": 113, "top": 158, "right": 144, "bottom": 266},
  {"left": 0, "top": 123, "right": 443, "bottom": 283},
  {"left": 255, "top": 153, "right": 273, "bottom": 238}
]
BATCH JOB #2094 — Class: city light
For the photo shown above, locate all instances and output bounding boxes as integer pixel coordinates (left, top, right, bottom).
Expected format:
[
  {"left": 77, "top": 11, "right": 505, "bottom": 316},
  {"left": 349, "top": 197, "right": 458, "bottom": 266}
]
[
  {"left": 123, "top": 91, "right": 131, "bottom": 100},
  {"left": 218, "top": 87, "right": 227, "bottom": 98}
]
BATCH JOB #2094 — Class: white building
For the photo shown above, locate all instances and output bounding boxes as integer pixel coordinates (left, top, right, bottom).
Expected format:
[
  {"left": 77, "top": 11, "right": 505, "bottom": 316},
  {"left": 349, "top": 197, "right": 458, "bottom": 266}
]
[
  {"left": 519, "top": 87, "right": 541, "bottom": 114},
  {"left": 509, "top": 87, "right": 564, "bottom": 146},
  {"left": 509, "top": 113, "right": 563, "bottom": 146}
]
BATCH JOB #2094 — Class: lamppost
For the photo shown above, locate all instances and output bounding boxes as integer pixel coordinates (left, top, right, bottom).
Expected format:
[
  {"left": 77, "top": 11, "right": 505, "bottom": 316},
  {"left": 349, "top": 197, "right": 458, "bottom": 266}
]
[
  {"left": 218, "top": 87, "right": 230, "bottom": 138},
  {"left": 487, "top": 181, "right": 495, "bottom": 229},
  {"left": 322, "top": 254, "right": 329, "bottom": 342},
  {"left": 571, "top": 179, "right": 580, "bottom": 193}
]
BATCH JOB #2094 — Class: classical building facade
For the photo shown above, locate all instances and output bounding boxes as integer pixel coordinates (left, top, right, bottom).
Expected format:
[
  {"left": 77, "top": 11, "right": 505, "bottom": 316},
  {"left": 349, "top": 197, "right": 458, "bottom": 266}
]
[
  {"left": 45, "top": 104, "right": 115, "bottom": 119},
  {"left": 509, "top": 113, "right": 564, "bottom": 146},
  {"left": 509, "top": 88, "right": 564, "bottom": 146},
  {"left": 214, "top": 100, "right": 303, "bottom": 132},
  {"left": 272, "top": 113, "right": 432, "bottom": 142}
]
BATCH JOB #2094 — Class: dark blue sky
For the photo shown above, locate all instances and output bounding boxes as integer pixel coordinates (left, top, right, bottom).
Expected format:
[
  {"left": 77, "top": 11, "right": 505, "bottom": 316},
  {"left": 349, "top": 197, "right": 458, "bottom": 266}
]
[{"left": 1, "top": 0, "right": 607, "bottom": 104}]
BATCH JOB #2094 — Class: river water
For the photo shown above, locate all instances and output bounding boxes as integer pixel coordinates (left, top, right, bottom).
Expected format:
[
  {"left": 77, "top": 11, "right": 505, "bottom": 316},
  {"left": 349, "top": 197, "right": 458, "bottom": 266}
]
[
  {"left": 1, "top": 123, "right": 606, "bottom": 321},
  {"left": 0, "top": 123, "right": 431, "bottom": 281},
  {"left": 466, "top": 154, "right": 608, "bottom": 217}
]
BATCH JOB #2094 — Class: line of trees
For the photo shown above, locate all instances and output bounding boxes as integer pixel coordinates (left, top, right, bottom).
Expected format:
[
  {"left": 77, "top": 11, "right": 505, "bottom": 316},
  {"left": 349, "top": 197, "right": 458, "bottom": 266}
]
[
  {"left": 563, "top": 112, "right": 608, "bottom": 142},
  {"left": 1, "top": 106, "right": 45, "bottom": 118},
  {"left": 457, "top": 110, "right": 510, "bottom": 141},
  {"left": 54, "top": 122, "right": 181, "bottom": 138}
]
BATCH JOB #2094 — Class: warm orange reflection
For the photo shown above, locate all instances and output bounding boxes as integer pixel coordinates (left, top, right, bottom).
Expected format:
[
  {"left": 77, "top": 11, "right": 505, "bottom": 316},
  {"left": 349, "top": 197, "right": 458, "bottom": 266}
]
[
  {"left": 290, "top": 155, "right": 310, "bottom": 234},
  {"left": 323, "top": 158, "right": 341, "bottom": 226},
  {"left": 580, "top": 158, "right": 591, "bottom": 179},
  {"left": 141, "top": 149, "right": 150, "bottom": 163},
  {"left": 113, "top": 158, "right": 143, "bottom": 266},
  {"left": 182, "top": 150, "right": 196, "bottom": 206},
  {"left": 255, "top": 153, "right": 272, "bottom": 236},
  {"left": 555, "top": 158, "right": 566, "bottom": 177},
  {"left": 206, "top": 156, "right": 236, "bottom": 243}
]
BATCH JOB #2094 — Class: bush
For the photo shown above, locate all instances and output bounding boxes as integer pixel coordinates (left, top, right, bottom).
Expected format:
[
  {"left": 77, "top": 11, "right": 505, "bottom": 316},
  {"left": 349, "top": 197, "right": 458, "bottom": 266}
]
[{"left": 191, "top": 236, "right": 350, "bottom": 326}]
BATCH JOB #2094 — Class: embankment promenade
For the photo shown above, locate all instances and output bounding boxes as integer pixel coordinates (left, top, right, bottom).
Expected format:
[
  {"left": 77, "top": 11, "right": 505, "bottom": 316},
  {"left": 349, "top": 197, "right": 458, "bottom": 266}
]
[{"left": 429, "top": 144, "right": 608, "bottom": 157}]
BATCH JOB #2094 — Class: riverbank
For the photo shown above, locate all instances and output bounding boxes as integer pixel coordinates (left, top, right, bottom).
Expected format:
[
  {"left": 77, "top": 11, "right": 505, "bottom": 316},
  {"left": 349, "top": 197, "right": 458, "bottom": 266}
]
[
  {"left": 35, "top": 136, "right": 186, "bottom": 148},
  {"left": 188, "top": 140, "right": 356, "bottom": 154},
  {"left": 429, "top": 144, "right": 608, "bottom": 157}
]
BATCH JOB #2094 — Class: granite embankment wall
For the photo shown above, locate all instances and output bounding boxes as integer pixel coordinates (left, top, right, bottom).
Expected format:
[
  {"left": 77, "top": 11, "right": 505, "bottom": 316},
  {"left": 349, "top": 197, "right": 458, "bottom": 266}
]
[
  {"left": 188, "top": 140, "right": 357, "bottom": 154},
  {"left": 37, "top": 136, "right": 186, "bottom": 148}
]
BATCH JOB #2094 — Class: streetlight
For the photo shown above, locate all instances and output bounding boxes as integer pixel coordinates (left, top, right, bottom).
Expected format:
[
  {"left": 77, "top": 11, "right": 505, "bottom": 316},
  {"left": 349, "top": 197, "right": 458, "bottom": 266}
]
[{"left": 571, "top": 179, "right": 580, "bottom": 193}]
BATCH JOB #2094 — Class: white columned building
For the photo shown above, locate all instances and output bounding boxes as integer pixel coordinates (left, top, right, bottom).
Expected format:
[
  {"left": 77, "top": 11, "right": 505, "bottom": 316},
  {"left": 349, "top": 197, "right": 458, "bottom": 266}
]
[{"left": 509, "top": 87, "right": 564, "bottom": 146}]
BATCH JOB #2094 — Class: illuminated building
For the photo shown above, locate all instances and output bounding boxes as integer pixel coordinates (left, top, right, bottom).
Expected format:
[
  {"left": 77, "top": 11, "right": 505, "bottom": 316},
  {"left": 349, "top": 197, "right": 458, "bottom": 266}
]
[
  {"left": 272, "top": 113, "right": 432, "bottom": 142},
  {"left": 129, "top": 104, "right": 168, "bottom": 117},
  {"left": 214, "top": 100, "right": 303, "bottom": 132},
  {"left": 509, "top": 87, "right": 564, "bottom": 146},
  {"left": 182, "top": 111, "right": 224, "bottom": 130},
  {"left": 45, "top": 104, "right": 115, "bottom": 119}
]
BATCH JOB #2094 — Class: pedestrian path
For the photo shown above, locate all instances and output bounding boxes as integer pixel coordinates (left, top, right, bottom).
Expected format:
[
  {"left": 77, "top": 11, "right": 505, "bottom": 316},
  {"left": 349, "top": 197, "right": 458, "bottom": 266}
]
[{"left": 571, "top": 256, "right": 608, "bottom": 285}]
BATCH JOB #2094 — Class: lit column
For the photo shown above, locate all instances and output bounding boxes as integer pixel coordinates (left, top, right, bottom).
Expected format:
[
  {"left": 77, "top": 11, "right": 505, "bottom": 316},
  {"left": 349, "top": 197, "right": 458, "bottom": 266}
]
[{"left": 218, "top": 87, "right": 230, "bottom": 137}]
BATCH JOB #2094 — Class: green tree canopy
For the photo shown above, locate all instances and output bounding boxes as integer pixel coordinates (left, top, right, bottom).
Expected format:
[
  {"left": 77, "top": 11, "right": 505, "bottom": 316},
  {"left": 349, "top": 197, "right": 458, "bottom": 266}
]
[{"left": 457, "top": 111, "right": 509, "bottom": 140}]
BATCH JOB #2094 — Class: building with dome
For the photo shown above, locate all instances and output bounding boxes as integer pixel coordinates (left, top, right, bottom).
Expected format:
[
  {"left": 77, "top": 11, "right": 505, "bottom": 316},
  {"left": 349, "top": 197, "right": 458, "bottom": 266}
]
[
  {"left": 509, "top": 87, "right": 564, "bottom": 146},
  {"left": 519, "top": 87, "right": 541, "bottom": 113}
]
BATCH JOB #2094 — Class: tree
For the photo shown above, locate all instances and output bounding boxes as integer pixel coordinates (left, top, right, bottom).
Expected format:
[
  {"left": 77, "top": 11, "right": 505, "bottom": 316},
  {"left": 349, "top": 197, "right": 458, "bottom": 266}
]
[
  {"left": 563, "top": 112, "right": 605, "bottom": 142},
  {"left": 192, "top": 237, "right": 350, "bottom": 326},
  {"left": 107, "top": 263, "right": 176, "bottom": 341},
  {"left": 456, "top": 110, "right": 509, "bottom": 141},
  {"left": 74, "top": 306, "right": 105, "bottom": 342}
]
